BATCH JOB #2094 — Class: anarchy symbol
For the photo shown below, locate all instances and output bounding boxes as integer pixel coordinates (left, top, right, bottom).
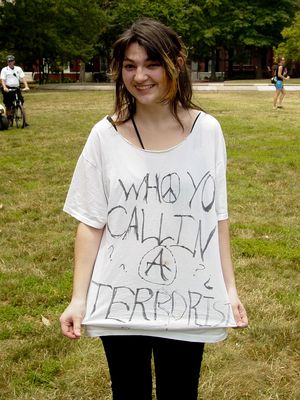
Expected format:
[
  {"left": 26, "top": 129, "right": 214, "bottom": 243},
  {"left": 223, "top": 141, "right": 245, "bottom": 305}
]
[{"left": 139, "top": 245, "right": 177, "bottom": 285}]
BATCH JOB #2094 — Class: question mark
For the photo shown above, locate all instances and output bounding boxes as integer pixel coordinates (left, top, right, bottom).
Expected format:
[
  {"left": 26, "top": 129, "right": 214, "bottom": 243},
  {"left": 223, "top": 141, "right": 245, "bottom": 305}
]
[
  {"left": 119, "top": 264, "right": 127, "bottom": 272},
  {"left": 193, "top": 264, "right": 205, "bottom": 277},
  {"left": 108, "top": 245, "right": 114, "bottom": 261}
]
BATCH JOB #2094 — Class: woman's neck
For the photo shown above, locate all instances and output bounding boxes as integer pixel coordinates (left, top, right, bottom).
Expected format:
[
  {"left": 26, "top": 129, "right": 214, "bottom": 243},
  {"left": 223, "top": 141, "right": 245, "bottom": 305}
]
[
  {"left": 135, "top": 102, "right": 174, "bottom": 123},
  {"left": 115, "top": 102, "right": 197, "bottom": 151}
]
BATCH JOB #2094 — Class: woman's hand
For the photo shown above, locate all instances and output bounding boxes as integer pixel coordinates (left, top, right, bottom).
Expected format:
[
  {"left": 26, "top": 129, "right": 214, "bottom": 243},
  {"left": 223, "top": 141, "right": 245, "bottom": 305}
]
[
  {"left": 60, "top": 223, "right": 104, "bottom": 340},
  {"left": 60, "top": 299, "right": 86, "bottom": 339},
  {"left": 228, "top": 288, "right": 248, "bottom": 328}
]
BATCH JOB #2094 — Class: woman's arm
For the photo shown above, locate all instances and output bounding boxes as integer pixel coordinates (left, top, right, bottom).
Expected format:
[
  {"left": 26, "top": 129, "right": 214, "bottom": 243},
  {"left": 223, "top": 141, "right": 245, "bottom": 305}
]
[
  {"left": 60, "top": 222, "right": 104, "bottom": 339},
  {"left": 218, "top": 219, "right": 248, "bottom": 328},
  {"left": 278, "top": 65, "right": 289, "bottom": 80},
  {"left": 278, "top": 65, "right": 284, "bottom": 79}
]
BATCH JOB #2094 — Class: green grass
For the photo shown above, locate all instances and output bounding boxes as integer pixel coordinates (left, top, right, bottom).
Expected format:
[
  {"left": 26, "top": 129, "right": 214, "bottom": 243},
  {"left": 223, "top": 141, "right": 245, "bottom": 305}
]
[{"left": 0, "top": 89, "right": 299, "bottom": 399}]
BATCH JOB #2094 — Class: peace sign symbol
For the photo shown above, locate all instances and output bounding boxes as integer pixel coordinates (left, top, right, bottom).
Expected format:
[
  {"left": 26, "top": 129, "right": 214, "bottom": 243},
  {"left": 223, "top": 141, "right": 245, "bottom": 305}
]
[{"left": 161, "top": 173, "right": 180, "bottom": 204}]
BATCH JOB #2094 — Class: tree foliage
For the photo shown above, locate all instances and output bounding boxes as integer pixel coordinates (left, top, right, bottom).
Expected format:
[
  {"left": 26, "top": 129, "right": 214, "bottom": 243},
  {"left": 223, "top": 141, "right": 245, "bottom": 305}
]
[
  {"left": 54, "top": 0, "right": 104, "bottom": 62},
  {"left": 101, "top": 0, "right": 197, "bottom": 53},
  {"left": 0, "top": 0, "right": 58, "bottom": 64},
  {"left": 187, "top": 0, "right": 298, "bottom": 53},
  {"left": 0, "top": 0, "right": 104, "bottom": 66},
  {"left": 276, "top": 11, "right": 300, "bottom": 61},
  {"left": 0, "top": 0, "right": 299, "bottom": 78}
]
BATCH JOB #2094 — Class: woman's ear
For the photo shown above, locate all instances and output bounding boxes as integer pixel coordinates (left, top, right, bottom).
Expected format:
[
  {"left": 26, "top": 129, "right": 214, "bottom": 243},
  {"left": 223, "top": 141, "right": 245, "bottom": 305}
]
[{"left": 177, "top": 57, "right": 184, "bottom": 71}]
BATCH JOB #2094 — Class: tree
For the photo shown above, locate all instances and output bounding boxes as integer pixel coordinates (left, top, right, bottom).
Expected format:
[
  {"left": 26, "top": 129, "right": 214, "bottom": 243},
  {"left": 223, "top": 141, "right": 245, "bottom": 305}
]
[
  {"left": 0, "top": 0, "right": 58, "bottom": 65},
  {"left": 102, "top": 0, "right": 299, "bottom": 80},
  {"left": 95, "top": 0, "right": 202, "bottom": 79},
  {"left": 187, "top": 0, "right": 233, "bottom": 80},
  {"left": 103, "top": 0, "right": 195, "bottom": 47},
  {"left": 276, "top": 12, "right": 300, "bottom": 61},
  {"left": 188, "top": 0, "right": 299, "bottom": 79},
  {"left": 226, "top": 0, "right": 299, "bottom": 77},
  {"left": 1, "top": 0, "right": 299, "bottom": 81},
  {"left": 54, "top": 0, "right": 105, "bottom": 81},
  {"left": 0, "top": 0, "right": 105, "bottom": 82}
]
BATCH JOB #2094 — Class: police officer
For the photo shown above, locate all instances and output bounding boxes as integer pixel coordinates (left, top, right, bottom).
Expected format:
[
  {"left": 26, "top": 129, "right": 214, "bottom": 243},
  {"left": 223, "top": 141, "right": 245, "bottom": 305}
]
[{"left": 1, "top": 55, "right": 30, "bottom": 126}]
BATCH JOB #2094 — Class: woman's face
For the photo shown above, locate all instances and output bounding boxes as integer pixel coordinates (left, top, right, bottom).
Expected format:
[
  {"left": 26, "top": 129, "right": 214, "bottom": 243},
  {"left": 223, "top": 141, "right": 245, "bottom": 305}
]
[{"left": 122, "top": 42, "right": 169, "bottom": 106}]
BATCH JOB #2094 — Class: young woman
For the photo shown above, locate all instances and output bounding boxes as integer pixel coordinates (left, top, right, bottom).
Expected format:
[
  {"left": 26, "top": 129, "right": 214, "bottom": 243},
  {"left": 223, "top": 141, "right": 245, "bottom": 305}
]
[
  {"left": 273, "top": 56, "right": 290, "bottom": 109},
  {"left": 60, "top": 19, "right": 248, "bottom": 400}
]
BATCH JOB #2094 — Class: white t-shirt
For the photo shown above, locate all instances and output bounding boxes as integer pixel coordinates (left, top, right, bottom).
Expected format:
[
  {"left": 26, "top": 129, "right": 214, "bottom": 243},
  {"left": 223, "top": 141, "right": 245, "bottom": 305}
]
[
  {"left": 64, "top": 112, "right": 237, "bottom": 343},
  {"left": 0, "top": 66, "right": 24, "bottom": 87}
]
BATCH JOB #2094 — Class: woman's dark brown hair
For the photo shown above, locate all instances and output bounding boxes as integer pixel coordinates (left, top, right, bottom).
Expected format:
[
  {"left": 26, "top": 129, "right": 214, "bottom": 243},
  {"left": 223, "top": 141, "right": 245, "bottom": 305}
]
[{"left": 110, "top": 18, "right": 201, "bottom": 125}]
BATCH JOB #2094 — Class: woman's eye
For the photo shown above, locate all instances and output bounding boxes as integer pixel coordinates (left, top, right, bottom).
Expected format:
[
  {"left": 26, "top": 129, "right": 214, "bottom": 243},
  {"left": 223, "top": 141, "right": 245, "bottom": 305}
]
[
  {"left": 148, "top": 63, "right": 160, "bottom": 68},
  {"left": 123, "top": 64, "right": 135, "bottom": 70}
]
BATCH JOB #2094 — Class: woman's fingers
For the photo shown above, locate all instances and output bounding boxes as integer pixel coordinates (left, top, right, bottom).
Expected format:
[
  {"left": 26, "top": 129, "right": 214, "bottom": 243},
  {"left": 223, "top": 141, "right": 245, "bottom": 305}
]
[{"left": 233, "top": 303, "right": 248, "bottom": 328}]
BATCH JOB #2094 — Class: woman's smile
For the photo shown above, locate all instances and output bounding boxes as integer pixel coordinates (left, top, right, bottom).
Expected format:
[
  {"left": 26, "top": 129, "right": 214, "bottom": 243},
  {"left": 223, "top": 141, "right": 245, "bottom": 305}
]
[{"left": 135, "top": 84, "right": 155, "bottom": 90}]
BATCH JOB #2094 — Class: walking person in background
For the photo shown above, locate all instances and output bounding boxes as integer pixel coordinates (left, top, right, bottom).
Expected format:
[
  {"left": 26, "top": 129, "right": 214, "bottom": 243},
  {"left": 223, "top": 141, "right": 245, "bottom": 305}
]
[
  {"left": 273, "top": 56, "right": 290, "bottom": 109},
  {"left": 60, "top": 19, "right": 248, "bottom": 400},
  {"left": 0, "top": 55, "right": 30, "bottom": 126}
]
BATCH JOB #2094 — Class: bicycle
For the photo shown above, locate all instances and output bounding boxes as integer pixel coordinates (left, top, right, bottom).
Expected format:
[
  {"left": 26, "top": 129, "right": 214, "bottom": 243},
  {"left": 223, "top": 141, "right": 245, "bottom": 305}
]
[{"left": 8, "top": 88, "right": 27, "bottom": 128}]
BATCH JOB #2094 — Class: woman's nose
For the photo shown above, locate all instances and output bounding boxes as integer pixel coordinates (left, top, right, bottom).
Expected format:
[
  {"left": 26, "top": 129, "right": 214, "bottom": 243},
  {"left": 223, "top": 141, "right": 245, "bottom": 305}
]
[{"left": 134, "top": 67, "right": 147, "bottom": 82}]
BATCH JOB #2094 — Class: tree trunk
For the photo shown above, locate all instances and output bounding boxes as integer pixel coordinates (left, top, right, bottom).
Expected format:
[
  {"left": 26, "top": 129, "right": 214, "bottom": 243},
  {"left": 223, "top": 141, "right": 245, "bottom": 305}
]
[
  {"left": 227, "top": 48, "right": 234, "bottom": 80},
  {"left": 79, "top": 60, "right": 85, "bottom": 83},
  {"left": 255, "top": 49, "right": 263, "bottom": 79},
  {"left": 210, "top": 49, "right": 217, "bottom": 81},
  {"left": 39, "top": 57, "right": 44, "bottom": 84}
]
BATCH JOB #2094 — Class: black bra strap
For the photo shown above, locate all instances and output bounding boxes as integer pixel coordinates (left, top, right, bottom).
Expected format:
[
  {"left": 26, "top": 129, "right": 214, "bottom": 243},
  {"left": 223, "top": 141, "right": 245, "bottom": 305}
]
[
  {"left": 107, "top": 115, "right": 117, "bottom": 130},
  {"left": 131, "top": 117, "right": 145, "bottom": 149},
  {"left": 191, "top": 112, "right": 201, "bottom": 132}
]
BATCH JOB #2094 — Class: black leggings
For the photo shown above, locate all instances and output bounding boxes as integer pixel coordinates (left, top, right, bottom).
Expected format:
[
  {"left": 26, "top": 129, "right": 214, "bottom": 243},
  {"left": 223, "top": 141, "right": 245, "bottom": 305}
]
[{"left": 101, "top": 335, "right": 205, "bottom": 400}]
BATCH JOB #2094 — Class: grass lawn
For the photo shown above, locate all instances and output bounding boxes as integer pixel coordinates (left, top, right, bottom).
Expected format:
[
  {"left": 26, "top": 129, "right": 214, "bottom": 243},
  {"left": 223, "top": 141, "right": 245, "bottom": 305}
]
[{"left": 0, "top": 89, "right": 299, "bottom": 400}]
